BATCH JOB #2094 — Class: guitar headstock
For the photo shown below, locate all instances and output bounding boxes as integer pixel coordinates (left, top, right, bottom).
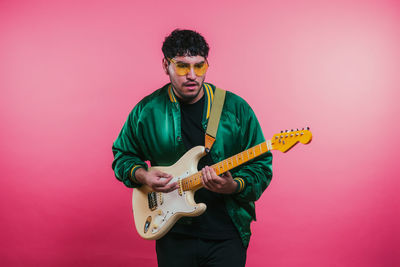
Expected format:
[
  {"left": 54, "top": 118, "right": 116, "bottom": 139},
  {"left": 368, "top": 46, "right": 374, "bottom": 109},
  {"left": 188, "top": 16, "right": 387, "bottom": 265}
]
[{"left": 271, "top": 127, "right": 312, "bottom": 152}]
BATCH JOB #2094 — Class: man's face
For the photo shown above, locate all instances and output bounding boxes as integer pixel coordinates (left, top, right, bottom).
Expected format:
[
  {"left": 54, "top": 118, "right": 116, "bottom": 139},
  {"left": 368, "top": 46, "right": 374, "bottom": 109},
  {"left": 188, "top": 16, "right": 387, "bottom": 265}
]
[{"left": 162, "top": 55, "right": 208, "bottom": 104}]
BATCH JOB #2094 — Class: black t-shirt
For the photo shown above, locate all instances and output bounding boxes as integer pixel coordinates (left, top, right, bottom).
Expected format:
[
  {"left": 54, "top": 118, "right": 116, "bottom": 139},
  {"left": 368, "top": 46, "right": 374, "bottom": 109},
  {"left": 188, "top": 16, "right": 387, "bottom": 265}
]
[{"left": 169, "top": 95, "right": 239, "bottom": 240}]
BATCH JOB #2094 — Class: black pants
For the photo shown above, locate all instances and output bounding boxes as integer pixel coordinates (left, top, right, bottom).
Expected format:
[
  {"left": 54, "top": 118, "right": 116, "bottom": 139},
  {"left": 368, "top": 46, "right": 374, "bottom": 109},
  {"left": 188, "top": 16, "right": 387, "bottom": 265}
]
[{"left": 156, "top": 234, "right": 247, "bottom": 267}]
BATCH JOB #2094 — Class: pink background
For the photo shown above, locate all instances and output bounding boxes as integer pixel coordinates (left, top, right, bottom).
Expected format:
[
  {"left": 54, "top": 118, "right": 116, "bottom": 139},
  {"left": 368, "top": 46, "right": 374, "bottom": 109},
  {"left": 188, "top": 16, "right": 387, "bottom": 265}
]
[{"left": 1, "top": 0, "right": 399, "bottom": 266}]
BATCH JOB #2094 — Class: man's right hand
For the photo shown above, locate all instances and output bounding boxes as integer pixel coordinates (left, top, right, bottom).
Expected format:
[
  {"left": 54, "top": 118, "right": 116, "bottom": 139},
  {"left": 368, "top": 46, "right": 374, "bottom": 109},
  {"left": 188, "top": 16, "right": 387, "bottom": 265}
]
[{"left": 134, "top": 168, "right": 178, "bottom": 193}]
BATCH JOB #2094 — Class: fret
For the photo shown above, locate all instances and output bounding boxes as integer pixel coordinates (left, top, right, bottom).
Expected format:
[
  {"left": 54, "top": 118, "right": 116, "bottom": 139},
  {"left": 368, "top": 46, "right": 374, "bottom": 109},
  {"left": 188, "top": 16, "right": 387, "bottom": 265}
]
[
  {"left": 221, "top": 161, "right": 226, "bottom": 173},
  {"left": 262, "top": 142, "right": 268, "bottom": 153},
  {"left": 233, "top": 155, "right": 238, "bottom": 167},
  {"left": 231, "top": 157, "right": 238, "bottom": 168},
  {"left": 237, "top": 153, "right": 243, "bottom": 164},
  {"left": 185, "top": 178, "right": 189, "bottom": 190},
  {"left": 242, "top": 151, "right": 248, "bottom": 162},
  {"left": 228, "top": 157, "right": 234, "bottom": 169},
  {"left": 193, "top": 176, "right": 199, "bottom": 188},
  {"left": 215, "top": 163, "right": 221, "bottom": 174},
  {"left": 232, "top": 156, "right": 238, "bottom": 168},
  {"left": 216, "top": 163, "right": 221, "bottom": 174},
  {"left": 227, "top": 159, "right": 231, "bottom": 170}
]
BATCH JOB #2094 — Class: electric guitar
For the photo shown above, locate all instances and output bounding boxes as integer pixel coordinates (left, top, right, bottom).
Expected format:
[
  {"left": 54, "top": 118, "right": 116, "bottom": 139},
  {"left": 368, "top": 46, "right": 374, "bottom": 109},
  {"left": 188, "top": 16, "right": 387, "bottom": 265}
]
[{"left": 132, "top": 128, "right": 312, "bottom": 240}]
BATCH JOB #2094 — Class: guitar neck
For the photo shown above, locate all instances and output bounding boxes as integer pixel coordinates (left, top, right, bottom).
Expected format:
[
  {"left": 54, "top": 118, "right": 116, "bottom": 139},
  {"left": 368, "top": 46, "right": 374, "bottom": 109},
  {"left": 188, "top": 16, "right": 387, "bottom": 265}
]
[{"left": 180, "top": 140, "right": 271, "bottom": 191}]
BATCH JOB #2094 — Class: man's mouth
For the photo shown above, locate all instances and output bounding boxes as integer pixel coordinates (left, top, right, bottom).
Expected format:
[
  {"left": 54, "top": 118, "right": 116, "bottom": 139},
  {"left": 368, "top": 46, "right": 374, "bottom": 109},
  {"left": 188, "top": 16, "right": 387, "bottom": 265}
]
[{"left": 183, "top": 82, "right": 198, "bottom": 89}]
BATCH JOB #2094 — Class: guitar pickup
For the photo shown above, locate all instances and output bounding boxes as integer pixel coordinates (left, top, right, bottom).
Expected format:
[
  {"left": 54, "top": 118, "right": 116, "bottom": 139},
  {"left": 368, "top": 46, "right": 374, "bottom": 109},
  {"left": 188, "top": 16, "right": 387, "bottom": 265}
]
[
  {"left": 148, "top": 192, "right": 157, "bottom": 211},
  {"left": 157, "top": 192, "right": 163, "bottom": 205}
]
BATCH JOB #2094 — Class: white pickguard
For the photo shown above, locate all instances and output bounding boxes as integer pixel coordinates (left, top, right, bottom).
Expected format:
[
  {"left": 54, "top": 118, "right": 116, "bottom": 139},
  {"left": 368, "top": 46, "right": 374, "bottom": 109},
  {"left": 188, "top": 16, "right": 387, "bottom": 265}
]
[{"left": 150, "top": 173, "right": 198, "bottom": 234}]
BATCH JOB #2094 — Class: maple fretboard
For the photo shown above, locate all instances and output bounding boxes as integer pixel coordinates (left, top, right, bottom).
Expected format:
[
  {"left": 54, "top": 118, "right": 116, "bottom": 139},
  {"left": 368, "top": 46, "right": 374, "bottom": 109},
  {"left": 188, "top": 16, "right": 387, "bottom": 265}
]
[{"left": 180, "top": 141, "right": 270, "bottom": 191}]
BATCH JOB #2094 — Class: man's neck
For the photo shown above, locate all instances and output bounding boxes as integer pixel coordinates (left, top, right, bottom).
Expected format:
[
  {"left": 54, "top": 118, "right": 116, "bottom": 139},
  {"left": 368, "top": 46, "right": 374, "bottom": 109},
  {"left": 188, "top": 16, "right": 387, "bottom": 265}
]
[{"left": 172, "top": 85, "right": 204, "bottom": 105}]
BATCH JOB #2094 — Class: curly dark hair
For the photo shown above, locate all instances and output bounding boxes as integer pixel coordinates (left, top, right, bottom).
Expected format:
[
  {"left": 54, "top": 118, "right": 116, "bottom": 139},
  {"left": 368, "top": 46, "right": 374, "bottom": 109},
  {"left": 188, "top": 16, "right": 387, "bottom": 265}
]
[{"left": 162, "top": 29, "right": 209, "bottom": 59}]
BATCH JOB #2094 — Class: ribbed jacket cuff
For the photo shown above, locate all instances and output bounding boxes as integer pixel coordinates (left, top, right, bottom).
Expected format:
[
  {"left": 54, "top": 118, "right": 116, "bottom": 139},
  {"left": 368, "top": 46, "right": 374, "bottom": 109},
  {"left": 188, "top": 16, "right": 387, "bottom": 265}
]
[
  {"left": 233, "top": 177, "right": 245, "bottom": 193},
  {"left": 130, "top": 165, "right": 144, "bottom": 184}
]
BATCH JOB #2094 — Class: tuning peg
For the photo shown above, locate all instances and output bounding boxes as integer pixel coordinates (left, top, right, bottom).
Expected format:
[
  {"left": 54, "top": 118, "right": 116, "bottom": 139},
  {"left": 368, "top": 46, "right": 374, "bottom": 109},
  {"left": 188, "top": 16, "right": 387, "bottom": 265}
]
[
  {"left": 291, "top": 129, "right": 293, "bottom": 132},
  {"left": 306, "top": 126, "right": 310, "bottom": 130},
  {"left": 281, "top": 130, "right": 283, "bottom": 133}
]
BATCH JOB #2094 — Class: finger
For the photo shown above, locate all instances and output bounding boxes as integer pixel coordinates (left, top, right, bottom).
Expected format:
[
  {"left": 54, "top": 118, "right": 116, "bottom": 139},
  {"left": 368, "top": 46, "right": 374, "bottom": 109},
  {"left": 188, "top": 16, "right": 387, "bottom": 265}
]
[
  {"left": 201, "top": 168, "right": 211, "bottom": 188},
  {"left": 201, "top": 167, "right": 218, "bottom": 190},
  {"left": 208, "top": 166, "right": 217, "bottom": 176},
  {"left": 154, "top": 182, "right": 177, "bottom": 193},
  {"left": 157, "top": 179, "right": 177, "bottom": 188},
  {"left": 206, "top": 166, "right": 224, "bottom": 184},
  {"left": 202, "top": 167, "right": 217, "bottom": 185},
  {"left": 160, "top": 185, "right": 177, "bottom": 193},
  {"left": 221, "top": 171, "right": 232, "bottom": 179},
  {"left": 201, "top": 178, "right": 212, "bottom": 191},
  {"left": 201, "top": 168, "right": 209, "bottom": 183},
  {"left": 151, "top": 178, "right": 173, "bottom": 189},
  {"left": 155, "top": 170, "right": 173, "bottom": 179},
  {"left": 166, "top": 182, "right": 178, "bottom": 191},
  {"left": 153, "top": 187, "right": 171, "bottom": 193}
]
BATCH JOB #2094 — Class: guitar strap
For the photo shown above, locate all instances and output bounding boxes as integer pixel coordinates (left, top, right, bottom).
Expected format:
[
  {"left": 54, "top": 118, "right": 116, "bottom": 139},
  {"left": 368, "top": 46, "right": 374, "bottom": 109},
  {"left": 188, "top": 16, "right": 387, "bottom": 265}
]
[{"left": 205, "top": 87, "right": 226, "bottom": 153}]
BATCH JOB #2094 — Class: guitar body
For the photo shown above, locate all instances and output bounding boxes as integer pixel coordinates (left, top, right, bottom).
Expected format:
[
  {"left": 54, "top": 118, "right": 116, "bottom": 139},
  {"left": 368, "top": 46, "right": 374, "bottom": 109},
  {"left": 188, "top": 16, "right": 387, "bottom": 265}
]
[{"left": 132, "top": 146, "right": 207, "bottom": 240}]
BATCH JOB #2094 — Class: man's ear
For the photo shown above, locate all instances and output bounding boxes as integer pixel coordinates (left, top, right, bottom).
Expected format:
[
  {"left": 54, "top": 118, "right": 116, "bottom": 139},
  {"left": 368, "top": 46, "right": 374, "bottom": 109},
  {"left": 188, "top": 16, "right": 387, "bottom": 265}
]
[{"left": 162, "top": 58, "right": 169, "bottom": 75}]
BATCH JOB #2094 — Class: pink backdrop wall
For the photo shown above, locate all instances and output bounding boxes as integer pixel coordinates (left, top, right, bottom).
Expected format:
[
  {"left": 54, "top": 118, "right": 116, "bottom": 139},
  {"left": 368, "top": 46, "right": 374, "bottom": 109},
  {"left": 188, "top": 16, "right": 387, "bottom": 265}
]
[{"left": 1, "top": 0, "right": 399, "bottom": 266}]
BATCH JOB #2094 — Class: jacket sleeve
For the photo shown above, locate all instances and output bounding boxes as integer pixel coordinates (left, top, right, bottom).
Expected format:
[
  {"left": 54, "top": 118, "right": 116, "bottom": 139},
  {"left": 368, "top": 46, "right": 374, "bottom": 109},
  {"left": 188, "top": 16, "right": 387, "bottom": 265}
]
[
  {"left": 231, "top": 103, "right": 273, "bottom": 202},
  {"left": 112, "top": 104, "right": 148, "bottom": 188}
]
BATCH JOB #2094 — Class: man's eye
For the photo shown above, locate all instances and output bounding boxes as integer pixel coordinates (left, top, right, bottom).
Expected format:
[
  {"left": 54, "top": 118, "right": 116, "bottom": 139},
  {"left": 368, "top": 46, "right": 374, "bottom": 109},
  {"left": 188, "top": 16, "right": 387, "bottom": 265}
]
[{"left": 194, "top": 63, "right": 204, "bottom": 69}]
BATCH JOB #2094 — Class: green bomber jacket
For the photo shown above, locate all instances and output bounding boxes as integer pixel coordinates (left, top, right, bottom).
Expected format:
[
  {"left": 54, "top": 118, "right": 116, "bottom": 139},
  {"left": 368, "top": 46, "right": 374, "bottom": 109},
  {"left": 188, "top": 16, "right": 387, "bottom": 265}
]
[{"left": 112, "top": 82, "right": 273, "bottom": 247}]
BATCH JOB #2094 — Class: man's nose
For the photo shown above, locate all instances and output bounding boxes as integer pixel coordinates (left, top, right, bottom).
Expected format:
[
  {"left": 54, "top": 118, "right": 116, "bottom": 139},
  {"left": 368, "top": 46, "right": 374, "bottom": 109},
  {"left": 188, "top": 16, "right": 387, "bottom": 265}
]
[{"left": 187, "top": 67, "right": 196, "bottom": 80}]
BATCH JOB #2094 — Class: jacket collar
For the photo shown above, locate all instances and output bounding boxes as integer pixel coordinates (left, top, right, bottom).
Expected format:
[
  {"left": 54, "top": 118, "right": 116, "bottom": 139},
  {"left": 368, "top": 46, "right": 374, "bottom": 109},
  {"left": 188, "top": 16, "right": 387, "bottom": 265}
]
[{"left": 168, "top": 83, "right": 214, "bottom": 119}]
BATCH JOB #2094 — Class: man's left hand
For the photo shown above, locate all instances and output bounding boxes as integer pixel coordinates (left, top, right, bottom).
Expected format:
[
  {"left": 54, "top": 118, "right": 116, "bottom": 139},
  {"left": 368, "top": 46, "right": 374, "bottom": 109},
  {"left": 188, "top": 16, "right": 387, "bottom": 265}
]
[{"left": 201, "top": 166, "right": 238, "bottom": 194}]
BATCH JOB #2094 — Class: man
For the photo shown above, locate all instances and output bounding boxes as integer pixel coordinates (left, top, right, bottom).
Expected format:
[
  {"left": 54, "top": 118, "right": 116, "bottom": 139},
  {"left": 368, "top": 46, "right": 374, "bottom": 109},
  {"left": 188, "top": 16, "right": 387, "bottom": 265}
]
[{"left": 112, "top": 29, "right": 272, "bottom": 267}]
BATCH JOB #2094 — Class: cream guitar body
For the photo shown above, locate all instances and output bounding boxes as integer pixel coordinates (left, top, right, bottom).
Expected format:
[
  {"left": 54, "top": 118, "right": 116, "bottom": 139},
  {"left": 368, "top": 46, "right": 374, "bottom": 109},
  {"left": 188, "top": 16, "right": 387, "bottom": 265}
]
[
  {"left": 132, "top": 128, "right": 312, "bottom": 240},
  {"left": 132, "top": 146, "right": 207, "bottom": 240}
]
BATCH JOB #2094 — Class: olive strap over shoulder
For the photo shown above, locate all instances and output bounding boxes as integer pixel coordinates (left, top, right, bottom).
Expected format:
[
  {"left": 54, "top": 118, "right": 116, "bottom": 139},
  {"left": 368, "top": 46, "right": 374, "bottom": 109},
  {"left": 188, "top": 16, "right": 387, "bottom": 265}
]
[{"left": 205, "top": 87, "right": 226, "bottom": 153}]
